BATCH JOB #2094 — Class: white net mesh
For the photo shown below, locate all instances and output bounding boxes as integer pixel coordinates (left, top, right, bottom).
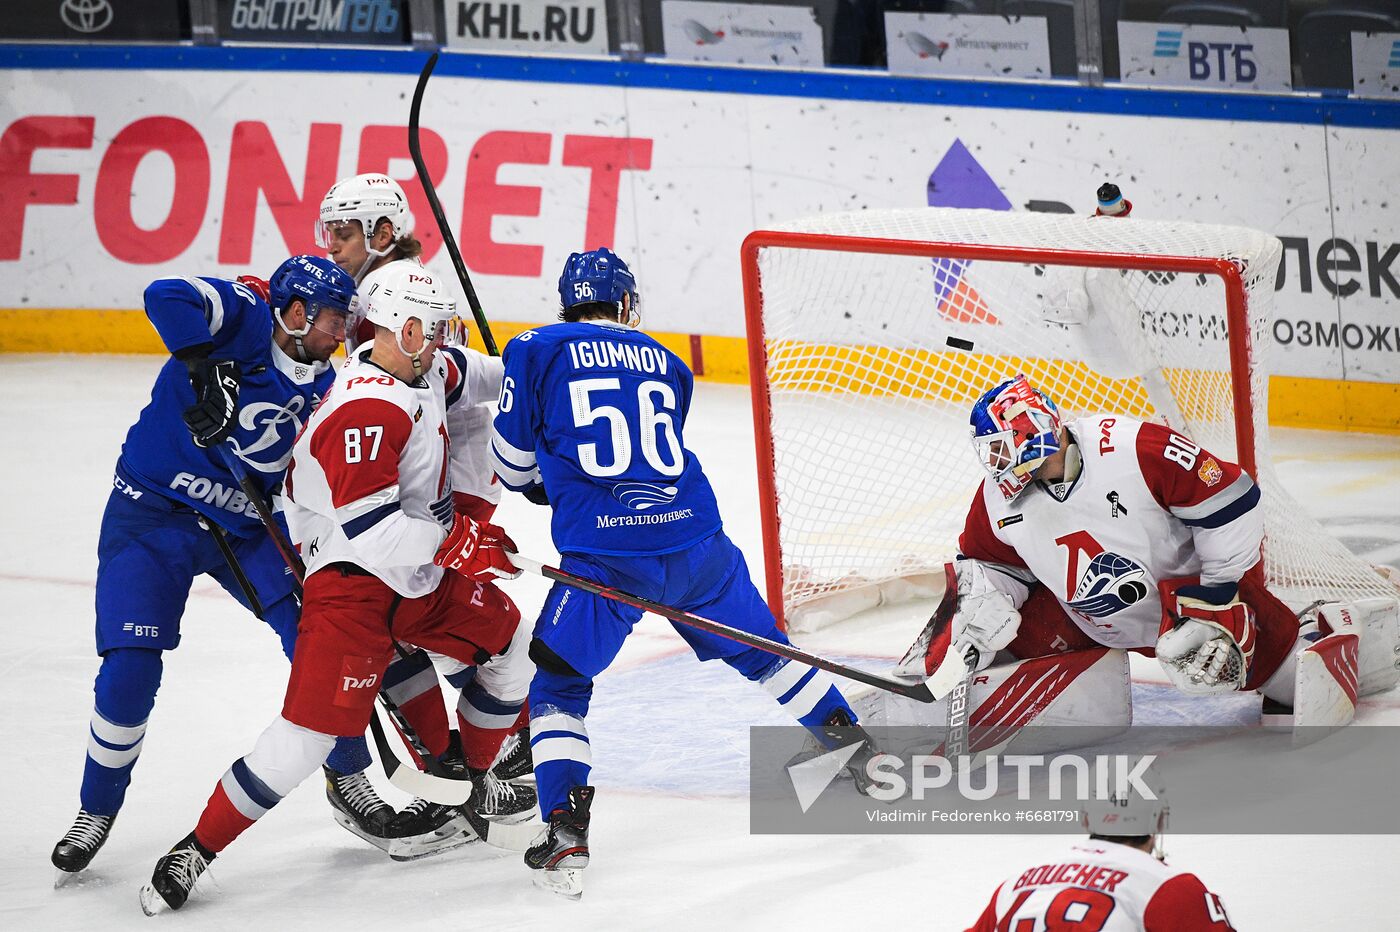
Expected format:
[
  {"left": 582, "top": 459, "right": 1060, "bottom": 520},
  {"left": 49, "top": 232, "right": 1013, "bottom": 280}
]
[{"left": 745, "top": 208, "right": 1394, "bottom": 630}]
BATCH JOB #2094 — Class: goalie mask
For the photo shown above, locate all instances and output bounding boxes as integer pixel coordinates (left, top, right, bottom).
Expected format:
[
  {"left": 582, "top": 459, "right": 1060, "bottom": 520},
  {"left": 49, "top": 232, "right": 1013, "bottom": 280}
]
[
  {"left": 970, "top": 375, "right": 1064, "bottom": 501},
  {"left": 358, "top": 261, "right": 460, "bottom": 378}
]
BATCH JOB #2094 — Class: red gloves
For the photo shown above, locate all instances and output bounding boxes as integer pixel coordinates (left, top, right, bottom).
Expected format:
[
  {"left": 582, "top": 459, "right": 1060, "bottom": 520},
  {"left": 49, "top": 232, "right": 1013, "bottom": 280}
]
[
  {"left": 236, "top": 275, "right": 272, "bottom": 304},
  {"left": 433, "top": 514, "right": 521, "bottom": 581}
]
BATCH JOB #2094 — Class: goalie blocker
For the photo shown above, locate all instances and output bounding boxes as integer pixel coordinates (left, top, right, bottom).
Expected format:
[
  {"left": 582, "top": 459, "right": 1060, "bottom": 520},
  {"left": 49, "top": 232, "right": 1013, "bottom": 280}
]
[{"left": 894, "top": 562, "right": 1399, "bottom": 738}]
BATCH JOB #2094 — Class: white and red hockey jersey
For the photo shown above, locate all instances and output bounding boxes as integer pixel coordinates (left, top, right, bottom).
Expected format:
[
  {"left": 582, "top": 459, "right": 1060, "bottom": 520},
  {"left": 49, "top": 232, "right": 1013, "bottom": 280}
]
[
  {"left": 285, "top": 344, "right": 500, "bottom": 598},
  {"left": 960, "top": 416, "right": 1262, "bottom": 649},
  {"left": 445, "top": 348, "right": 504, "bottom": 515},
  {"left": 966, "top": 840, "right": 1236, "bottom": 931}
]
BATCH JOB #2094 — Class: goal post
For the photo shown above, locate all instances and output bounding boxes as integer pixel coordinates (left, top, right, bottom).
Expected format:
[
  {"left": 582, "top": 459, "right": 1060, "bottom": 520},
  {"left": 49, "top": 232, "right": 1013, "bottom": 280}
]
[{"left": 740, "top": 208, "right": 1391, "bottom": 633}]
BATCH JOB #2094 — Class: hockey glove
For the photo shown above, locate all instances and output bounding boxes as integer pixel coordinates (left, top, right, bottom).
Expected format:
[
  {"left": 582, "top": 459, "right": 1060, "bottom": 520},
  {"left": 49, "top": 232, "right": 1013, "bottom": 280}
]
[
  {"left": 949, "top": 561, "right": 1022, "bottom": 671},
  {"left": 181, "top": 354, "right": 242, "bottom": 449},
  {"left": 1155, "top": 581, "right": 1255, "bottom": 695},
  {"left": 523, "top": 483, "right": 551, "bottom": 506},
  {"left": 236, "top": 275, "right": 271, "bottom": 304},
  {"left": 434, "top": 514, "right": 522, "bottom": 581}
]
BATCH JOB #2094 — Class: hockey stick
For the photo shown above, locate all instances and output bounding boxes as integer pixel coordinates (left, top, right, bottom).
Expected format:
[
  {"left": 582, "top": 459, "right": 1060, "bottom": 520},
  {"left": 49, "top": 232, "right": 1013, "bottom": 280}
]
[
  {"left": 942, "top": 643, "right": 978, "bottom": 760},
  {"left": 511, "top": 554, "right": 937, "bottom": 703},
  {"left": 200, "top": 515, "right": 266, "bottom": 619},
  {"left": 369, "top": 693, "right": 543, "bottom": 849},
  {"left": 368, "top": 696, "right": 473, "bottom": 805},
  {"left": 409, "top": 52, "right": 499, "bottom": 357},
  {"left": 214, "top": 445, "right": 305, "bottom": 597}
]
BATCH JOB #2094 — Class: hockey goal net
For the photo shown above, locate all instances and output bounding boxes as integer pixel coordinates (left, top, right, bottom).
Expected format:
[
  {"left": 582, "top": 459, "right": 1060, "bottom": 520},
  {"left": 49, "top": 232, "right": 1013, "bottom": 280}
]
[{"left": 742, "top": 208, "right": 1395, "bottom": 632}]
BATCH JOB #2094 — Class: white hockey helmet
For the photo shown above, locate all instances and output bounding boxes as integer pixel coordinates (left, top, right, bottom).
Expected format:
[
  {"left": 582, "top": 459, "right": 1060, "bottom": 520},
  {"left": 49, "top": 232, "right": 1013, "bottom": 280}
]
[
  {"left": 1081, "top": 764, "right": 1168, "bottom": 840},
  {"left": 359, "top": 261, "right": 456, "bottom": 336},
  {"left": 357, "top": 261, "right": 459, "bottom": 377},
  {"left": 315, "top": 173, "right": 415, "bottom": 266}
]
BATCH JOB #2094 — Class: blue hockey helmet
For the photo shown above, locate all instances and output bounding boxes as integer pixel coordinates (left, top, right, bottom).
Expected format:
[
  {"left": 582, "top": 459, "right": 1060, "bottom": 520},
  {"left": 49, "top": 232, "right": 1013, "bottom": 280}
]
[
  {"left": 268, "top": 255, "right": 357, "bottom": 359},
  {"left": 558, "top": 248, "right": 640, "bottom": 326},
  {"left": 970, "top": 375, "right": 1064, "bottom": 501}
]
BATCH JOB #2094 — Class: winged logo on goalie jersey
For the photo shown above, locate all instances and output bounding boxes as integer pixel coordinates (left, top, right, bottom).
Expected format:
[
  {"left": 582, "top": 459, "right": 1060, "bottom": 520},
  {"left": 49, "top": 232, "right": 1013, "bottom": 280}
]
[{"left": 1068, "top": 551, "right": 1152, "bottom": 619}]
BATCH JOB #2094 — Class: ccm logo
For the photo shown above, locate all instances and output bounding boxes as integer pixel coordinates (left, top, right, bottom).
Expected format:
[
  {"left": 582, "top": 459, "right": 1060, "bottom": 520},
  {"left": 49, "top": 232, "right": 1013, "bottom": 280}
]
[
  {"left": 1098, "top": 417, "right": 1116, "bottom": 454},
  {"left": 341, "top": 673, "right": 379, "bottom": 691}
]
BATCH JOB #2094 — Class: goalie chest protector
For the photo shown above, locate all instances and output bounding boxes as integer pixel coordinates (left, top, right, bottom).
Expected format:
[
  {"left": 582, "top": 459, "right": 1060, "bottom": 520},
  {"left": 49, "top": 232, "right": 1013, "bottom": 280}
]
[{"left": 968, "top": 415, "right": 1239, "bottom": 650}]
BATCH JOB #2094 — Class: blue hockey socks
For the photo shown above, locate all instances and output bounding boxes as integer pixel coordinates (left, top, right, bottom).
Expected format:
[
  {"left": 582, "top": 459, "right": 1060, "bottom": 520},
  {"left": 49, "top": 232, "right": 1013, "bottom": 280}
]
[{"left": 80, "top": 648, "right": 163, "bottom": 815}]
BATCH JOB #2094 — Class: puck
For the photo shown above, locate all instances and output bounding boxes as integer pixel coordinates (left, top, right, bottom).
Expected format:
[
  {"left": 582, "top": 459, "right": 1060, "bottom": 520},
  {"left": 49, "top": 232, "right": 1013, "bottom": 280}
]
[{"left": 946, "top": 336, "right": 975, "bottom": 351}]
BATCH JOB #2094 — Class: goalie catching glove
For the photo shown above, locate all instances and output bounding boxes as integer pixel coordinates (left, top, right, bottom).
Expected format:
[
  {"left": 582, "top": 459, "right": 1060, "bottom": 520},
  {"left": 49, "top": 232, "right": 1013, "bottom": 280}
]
[
  {"left": 433, "top": 514, "right": 522, "bottom": 581},
  {"left": 1155, "top": 580, "right": 1256, "bottom": 695}
]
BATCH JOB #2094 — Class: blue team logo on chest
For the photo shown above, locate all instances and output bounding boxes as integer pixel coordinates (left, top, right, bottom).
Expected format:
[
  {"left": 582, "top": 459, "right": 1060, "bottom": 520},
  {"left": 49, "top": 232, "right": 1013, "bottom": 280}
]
[{"left": 1067, "top": 551, "right": 1151, "bottom": 617}]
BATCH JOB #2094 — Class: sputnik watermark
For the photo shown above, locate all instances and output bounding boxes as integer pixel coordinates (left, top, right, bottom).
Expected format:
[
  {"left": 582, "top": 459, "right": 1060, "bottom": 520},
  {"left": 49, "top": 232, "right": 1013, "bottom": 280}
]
[{"left": 863, "top": 753, "right": 1158, "bottom": 803}]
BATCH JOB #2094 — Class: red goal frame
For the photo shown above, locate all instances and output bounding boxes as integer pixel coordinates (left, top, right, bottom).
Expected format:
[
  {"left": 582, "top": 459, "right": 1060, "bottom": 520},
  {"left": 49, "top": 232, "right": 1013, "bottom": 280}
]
[{"left": 739, "top": 230, "right": 1256, "bottom": 631}]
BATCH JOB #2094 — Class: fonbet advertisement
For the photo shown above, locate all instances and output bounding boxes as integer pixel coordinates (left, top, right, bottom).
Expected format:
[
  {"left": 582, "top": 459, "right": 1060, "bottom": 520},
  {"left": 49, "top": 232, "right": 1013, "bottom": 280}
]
[{"left": 3, "top": 64, "right": 1398, "bottom": 415}]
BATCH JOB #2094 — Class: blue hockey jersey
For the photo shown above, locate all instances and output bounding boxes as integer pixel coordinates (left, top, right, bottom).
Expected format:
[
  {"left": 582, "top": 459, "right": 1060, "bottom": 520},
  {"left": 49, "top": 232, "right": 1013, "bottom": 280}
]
[
  {"left": 117, "top": 276, "right": 335, "bottom": 536},
  {"left": 490, "top": 320, "right": 722, "bottom": 556}
]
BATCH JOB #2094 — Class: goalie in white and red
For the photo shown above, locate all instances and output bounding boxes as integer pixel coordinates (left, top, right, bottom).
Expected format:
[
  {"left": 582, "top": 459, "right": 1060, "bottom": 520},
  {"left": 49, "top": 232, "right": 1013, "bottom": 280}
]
[
  {"left": 897, "top": 375, "right": 1396, "bottom": 735},
  {"left": 965, "top": 771, "right": 1236, "bottom": 931}
]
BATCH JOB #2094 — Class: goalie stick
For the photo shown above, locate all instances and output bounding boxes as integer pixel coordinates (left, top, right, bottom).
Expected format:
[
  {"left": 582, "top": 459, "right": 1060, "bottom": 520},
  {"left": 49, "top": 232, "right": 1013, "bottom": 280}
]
[
  {"left": 409, "top": 53, "right": 499, "bottom": 357},
  {"left": 510, "top": 553, "right": 938, "bottom": 703}
]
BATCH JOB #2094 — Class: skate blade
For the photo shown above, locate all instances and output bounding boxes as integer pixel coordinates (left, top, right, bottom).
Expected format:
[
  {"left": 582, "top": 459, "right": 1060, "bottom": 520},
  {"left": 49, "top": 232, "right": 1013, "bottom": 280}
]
[
  {"left": 330, "top": 812, "right": 396, "bottom": 854},
  {"left": 54, "top": 867, "right": 87, "bottom": 889},
  {"left": 388, "top": 827, "right": 479, "bottom": 862},
  {"left": 532, "top": 868, "right": 584, "bottom": 900},
  {"left": 138, "top": 883, "right": 170, "bottom": 916}
]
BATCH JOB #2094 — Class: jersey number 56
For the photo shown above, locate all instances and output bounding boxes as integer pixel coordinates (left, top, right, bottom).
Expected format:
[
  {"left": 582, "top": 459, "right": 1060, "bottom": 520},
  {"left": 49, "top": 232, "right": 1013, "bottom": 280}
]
[{"left": 570, "top": 377, "right": 684, "bottom": 478}]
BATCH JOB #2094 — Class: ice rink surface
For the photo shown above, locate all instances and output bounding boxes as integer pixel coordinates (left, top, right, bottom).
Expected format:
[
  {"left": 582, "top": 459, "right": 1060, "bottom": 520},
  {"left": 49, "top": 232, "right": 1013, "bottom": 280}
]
[{"left": 3, "top": 354, "right": 1398, "bottom": 930}]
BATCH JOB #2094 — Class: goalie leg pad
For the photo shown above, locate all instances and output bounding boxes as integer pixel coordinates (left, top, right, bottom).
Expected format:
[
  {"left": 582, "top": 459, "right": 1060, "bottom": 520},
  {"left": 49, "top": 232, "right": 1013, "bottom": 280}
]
[
  {"left": 876, "top": 648, "right": 1131, "bottom": 753},
  {"left": 1317, "top": 599, "right": 1400, "bottom": 697},
  {"left": 1293, "top": 632, "right": 1361, "bottom": 730}
]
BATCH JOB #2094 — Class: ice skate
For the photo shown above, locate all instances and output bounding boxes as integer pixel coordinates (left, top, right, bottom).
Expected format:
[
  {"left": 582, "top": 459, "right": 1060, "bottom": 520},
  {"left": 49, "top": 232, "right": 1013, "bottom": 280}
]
[
  {"left": 52, "top": 810, "right": 117, "bottom": 886},
  {"left": 470, "top": 765, "right": 538, "bottom": 823},
  {"left": 385, "top": 796, "right": 477, "bottom": 861},
  {"left": 324, "top": 765, "right": 396, "bottom": 852},
  {"left": 138, "top": 831, "right": 214, "bottom": 915},
  {"left": 492, "top": 725, "right": 533, "bottom": 782},
  {"left": 525, "top": 785, "right": 593, "bottom": 900},
  {"left": 784, "top": 708, "right": 885, "bottom": 796}
]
